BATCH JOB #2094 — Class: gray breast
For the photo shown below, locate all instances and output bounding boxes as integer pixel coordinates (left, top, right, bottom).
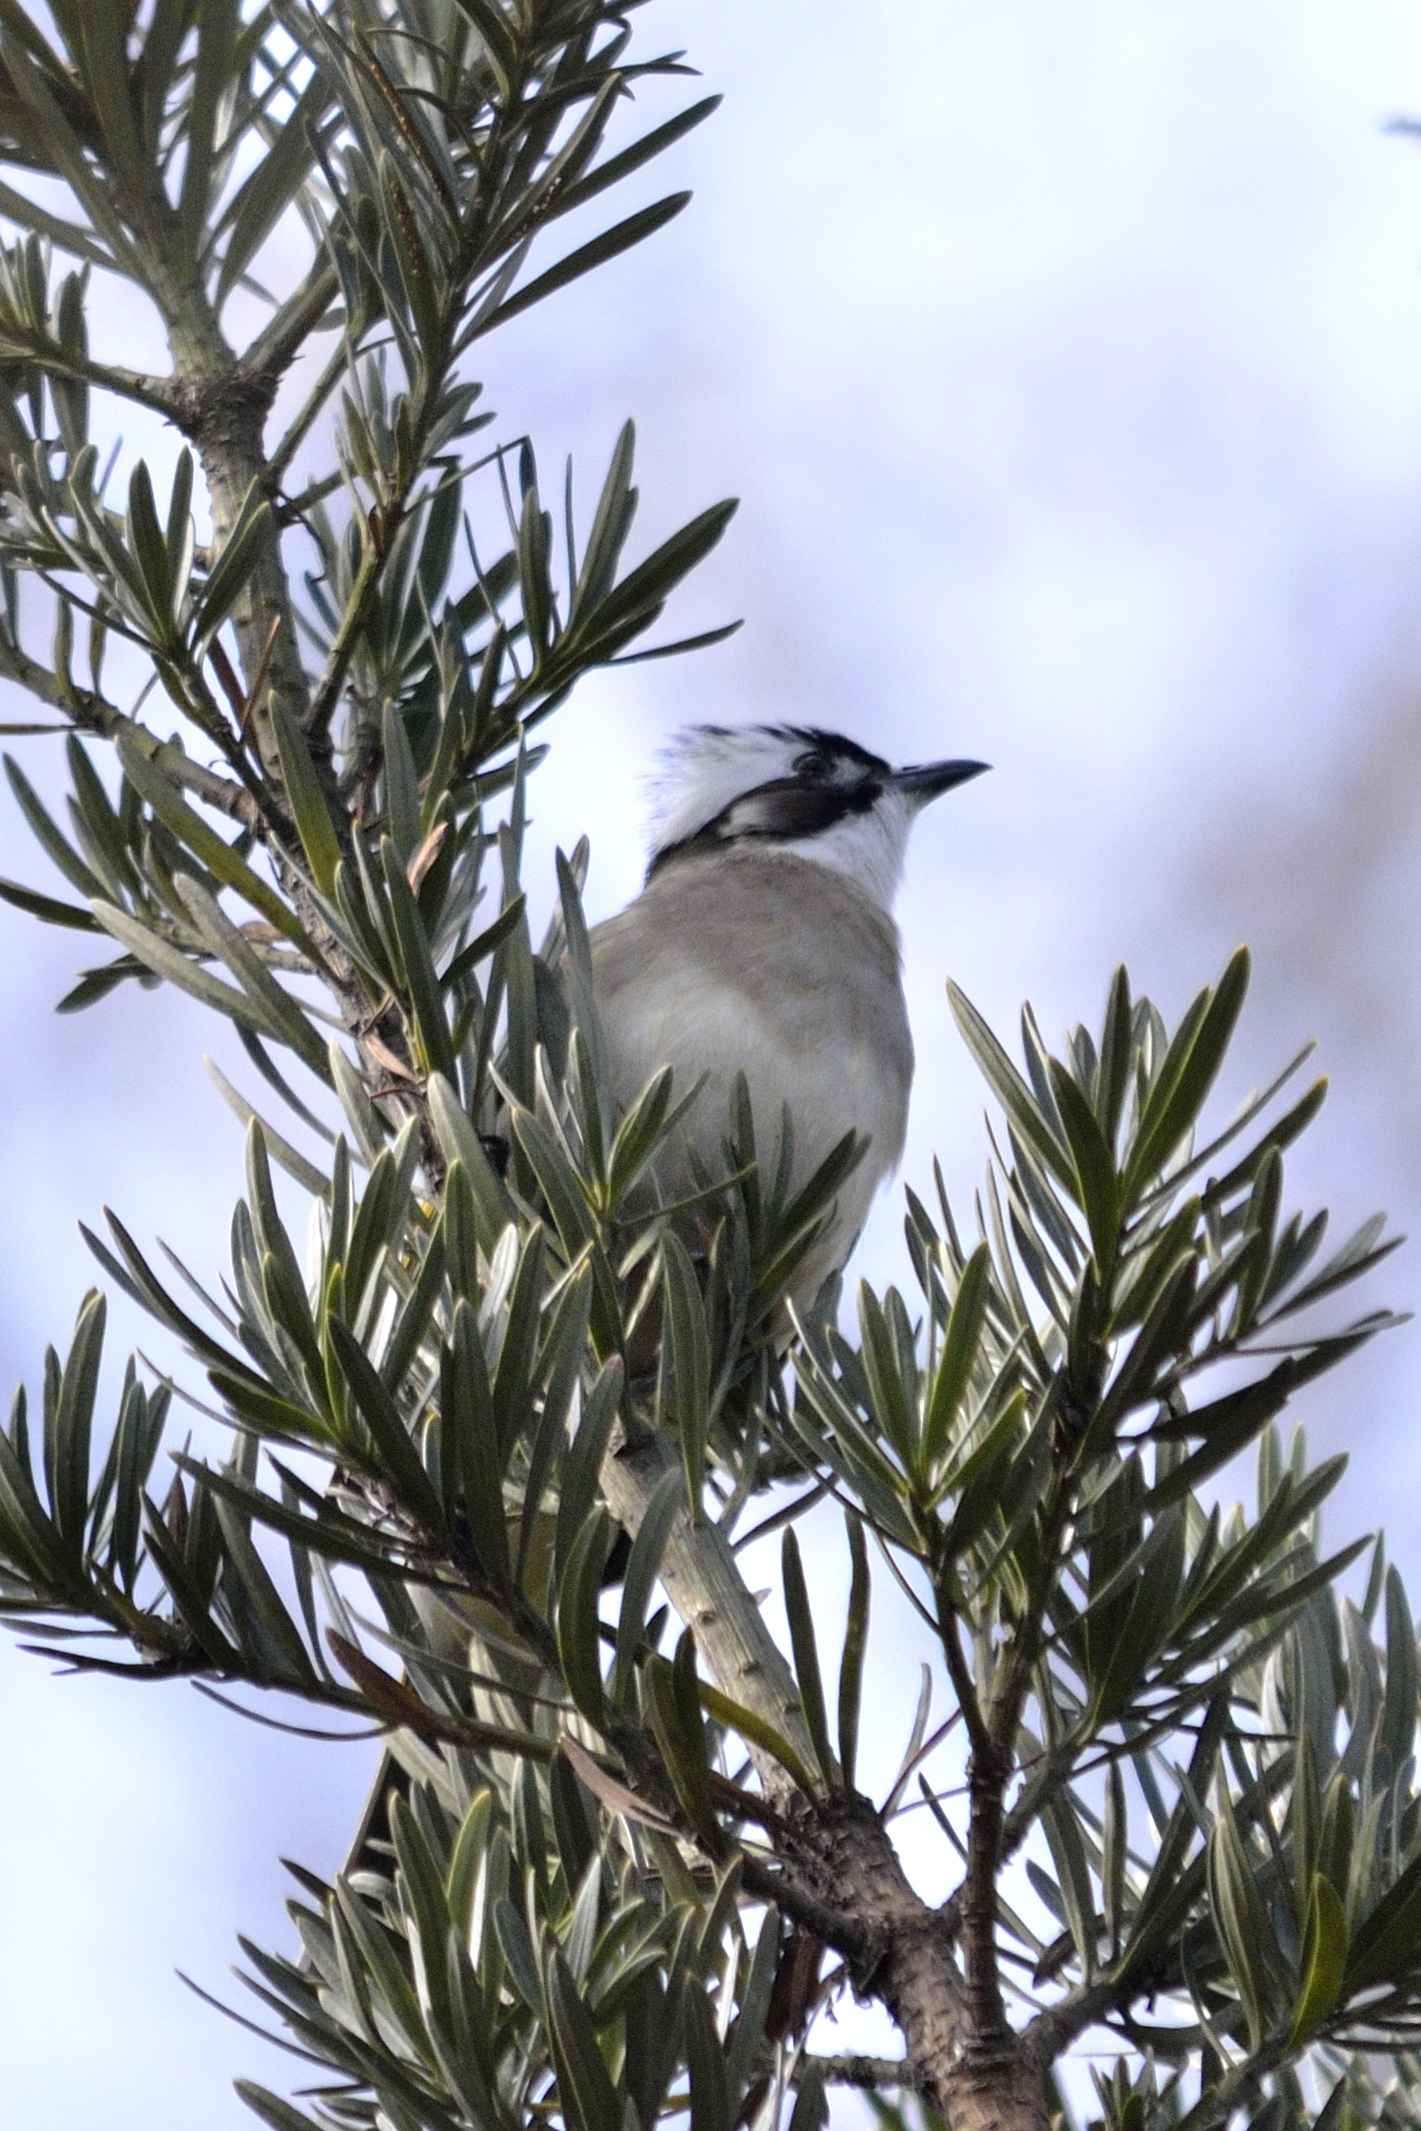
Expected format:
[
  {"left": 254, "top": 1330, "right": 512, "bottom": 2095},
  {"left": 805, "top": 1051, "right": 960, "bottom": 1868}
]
[{"left": 589, "top": 845, "right": 913, "bottom": 1297}]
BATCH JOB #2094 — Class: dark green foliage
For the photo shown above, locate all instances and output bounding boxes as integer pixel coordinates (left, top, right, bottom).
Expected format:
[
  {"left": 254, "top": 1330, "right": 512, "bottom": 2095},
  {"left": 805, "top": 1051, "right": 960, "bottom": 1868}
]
[{"left": 0, "top": 8, "right": 1414, "bottom": 2131}]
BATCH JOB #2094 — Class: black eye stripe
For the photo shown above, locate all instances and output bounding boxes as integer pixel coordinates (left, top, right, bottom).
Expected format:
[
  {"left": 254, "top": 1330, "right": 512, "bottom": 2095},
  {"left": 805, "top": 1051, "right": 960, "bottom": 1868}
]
[
  {"left": 726, "top": 779, "right": 879, "bottom": 838},
  {"left": 647, "top": 775, "right": 882, "bottom": 878}
]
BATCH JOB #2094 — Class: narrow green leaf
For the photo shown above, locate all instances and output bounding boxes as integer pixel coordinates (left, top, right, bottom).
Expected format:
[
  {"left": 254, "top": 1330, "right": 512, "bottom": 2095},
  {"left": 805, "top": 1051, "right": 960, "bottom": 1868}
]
[
  {"left": 781, "top": 1527, "right": 835, "bottom": 1792},
  {"left": 379, "top": 1227, "right": 447, "bottom": 1396},
  {"left": 645, "top": 1636, "right": 721, "bottom": 1846},
  {"left": 77, "top": 2, "right": 153, "bottom": 215},
  {"left": 1121, "top": 1696, "right": 1228, "bottom": 1968},
  {"left": 178, "top": 0, "right": 238, "bottom": 252},
  {"left": 948, "top": 980, "right": 1073, "bottom": 1185},
  {"left": 788, "top": 2060, "right": 827, "bottom": 2131},
  {"left": 605, "top": 1066, "right": 683, "bottom": 1209},
  {"left": 569, "top": 419, "right": 636, "bottom": 625},
  {"left": 837, "top": 1511, "right": 870, "bottom": 1794},
  {"left": 489, "top": 1227, "right": 544, "bottom": 1466},
  {"left": 1095, "top": 965, "right": 1133, "bottom": 1147},
  {"left": 571, "top": 500, "right": 739, "bottom": 649},
  {"left": 1381, "top": 1564, "right": 1418, "bottom": 1776},
  {"left": 142, "top": 1496, "right": 240, "bottom": 1664},
  {"left": 1102, "top": 1759, "right": 1127, "bottom": 1954},
  {"left": 493, "top": 1894, "right": 544, "bottom": 2014},
  {"left": 1207, "top": 1791, "right": 1276, "bottom": 2049},
  {"left": 427, "top": 1073, "right": 514, "bottom": 1250},
  {"left": 0, "top": 874, "right": 99, "bottom": 930},
  {"left": 0, "top": 1413, "right": 70, "bottom": 1590},
  {"left": 439, "top": 891, "right": 527, "bottom": 990},
  {"left": 1042, "top": 1791, "right": 1099, "bottom": 1980},
  {"left": 511, "top": 1107, "right": 595, "bottom": 1258},
  {"left": 0, "top": 175, "right": 110, "bottom": 266},
  {"left": 116, "top": 736, "right": 318, "bottom": 957},
  {"left": 697, "top": 1679, "right": 819, "bottom": 1801},
  {"left": 447, "top": 0, "right": 518, "bottom": 93},
  {"left": 684, "top": 1980, "right": 733, "bottom": 2131},
  {"left": 90, "top": 899, "right": 297, "bottom": 1046},
  {"left": 613, "top": 1463, "right": 681, "bottom": 1706},
  {"left": 210, "top": 1490, "right": 317, "bottom": 1685},
  {"left": 193, "top": 488, "right": 275, "bottom": 644},
  {"left": 1124, "top": 948, "right": 1251, "bottom": 1199},
  {"left": 547, "top": 1949, "right": 621, "bottom": 2131},
  {"left": 446, "top": 1786, "right": 495, "bottom": 1938},
  {"left": 555, "top": 96, "right": 722, "bottom": 223},
  {"left": 125, "top": 458, "right": 174, "bottom": 631},
  {"left": 473, "top": 194, "right": 692, "bottom": 339},
  {"left": 215, "top": 71, "right": 333, "bottom": 303},
  {"left": 176, "top": 1456, "right": 403, "bottom": 1578},
  {"left": 0, "top": 16, "right": 135, "bottom": 260},
  {"left": 1343, "top": 1848, "right": 1421, "bottom": 1994},
  {"left": 51, "top": 1298, "right": 105, "bottom": 1559},
  {"left": 556, "top": 1506, "right": 612, "bottom": 1726},
  {"left": 661, "top": 1231, "right": 710, "bottom": 1514},
  {"left": 381, "top": 702, "right": 421, "bottom": 863},
  {"left": 920, "top": 1242, "right": 990, "bottom": 1470},
  {"left": 328, "top": 1315, "right": 444, "bottom": 1531},
  {"left": 329, "top": 1042, "right": 387, "bottom": 1166},
  {"left": 517, "top": 1267, "right": 590, "bottom": 1589},
  {"left": 174, "top": 874, "right": 330, "bottom": 1079},
  {"left": 553, "top": 1361, "right": 622, "bottom": 1585},
  {"left": 855, "top": 1282, "right": 917, "bottom": 1466},
  {"left": 1291, "top": 1874, "right": 1348, "bottom": 2044},
  {"left": 270, "top": 696, "right": 343, "bottom": 895},
  {"left": 1049, "top": 1058, "right": 1122, "bottom": 1275},
  {"left": 724, "top": 1908, "right": 781, "bottom": 2109},
  {"left": 381, "top": 837, "right": 455, "bottom": 1081},
  {"left": 233, "top": 2082, "right": 318, "bottom": 2131},
  {"left": 443, "top": 1297, "right": 509, "bottom": 1589},
  {"left": 6, "top": 752, "right": 106, "bottom": 898}
]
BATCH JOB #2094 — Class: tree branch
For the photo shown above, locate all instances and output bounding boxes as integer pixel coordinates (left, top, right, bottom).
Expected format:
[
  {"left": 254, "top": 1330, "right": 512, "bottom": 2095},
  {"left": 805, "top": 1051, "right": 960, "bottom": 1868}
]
[
  {"left": 0, "top": 337, "right": 180, "bottom": 421},
  {"left": 243, "top": 259, "right": 341, "bottom": 382},
  {"left": 1022, "top": 1977, "right": 1134, "bottom": 2064},
  {"left": 799, "top": 2055, "right": 921, "bottom": 2092},
  {"left": 735, "top": 1855, "right": 868, "bottom": 1959},
  {"left": 599, "top": 1428, "right": 817, "bottom": 1797},
  {"left": 997, "top": 1735, "right": 1083, "bottom": 1869},
  {"left": 0, "top": 632, "right": 261, "bottom": 825}
]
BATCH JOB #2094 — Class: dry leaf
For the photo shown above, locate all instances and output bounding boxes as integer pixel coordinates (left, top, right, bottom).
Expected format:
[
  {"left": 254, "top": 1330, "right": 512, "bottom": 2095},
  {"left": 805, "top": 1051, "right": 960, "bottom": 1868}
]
[
  {"left": 327, "top": 1632, "right": 472, "bottom": 1745},
  {"left": 364, "top": 1033, "right": 420, "bottom": 1085},
  {"left": 559, "top": 1727, "right": 679, "bottom": 1835},
  {"left": 407, "top": 822, "right": 448, "bottom": 892}
]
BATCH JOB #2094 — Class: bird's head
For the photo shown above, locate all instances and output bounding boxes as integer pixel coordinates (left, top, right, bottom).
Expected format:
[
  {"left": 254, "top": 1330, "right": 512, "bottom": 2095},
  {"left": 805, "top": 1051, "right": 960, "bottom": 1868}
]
[{"left": 646, "top": 725, "right": 988, "bottom": 908}]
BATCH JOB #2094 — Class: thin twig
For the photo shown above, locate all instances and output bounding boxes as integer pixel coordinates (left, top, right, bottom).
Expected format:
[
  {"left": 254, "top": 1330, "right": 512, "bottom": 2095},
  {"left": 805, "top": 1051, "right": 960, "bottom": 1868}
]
[{"left": 797, "top": 2054, "right": 922, "bottom": 2092}]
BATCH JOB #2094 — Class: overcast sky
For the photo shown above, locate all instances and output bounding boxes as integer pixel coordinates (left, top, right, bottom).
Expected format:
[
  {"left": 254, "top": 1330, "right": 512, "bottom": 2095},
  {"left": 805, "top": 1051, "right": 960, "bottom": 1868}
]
[{"left": 6, "top": 4, "right": 1421, "bottom": 2122}]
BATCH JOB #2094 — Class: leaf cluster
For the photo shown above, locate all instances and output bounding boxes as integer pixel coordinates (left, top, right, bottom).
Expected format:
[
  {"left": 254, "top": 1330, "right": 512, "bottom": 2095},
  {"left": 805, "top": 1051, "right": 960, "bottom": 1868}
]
[{"left": 0, "top": 10, "right": 1415, "bottom": 2131}]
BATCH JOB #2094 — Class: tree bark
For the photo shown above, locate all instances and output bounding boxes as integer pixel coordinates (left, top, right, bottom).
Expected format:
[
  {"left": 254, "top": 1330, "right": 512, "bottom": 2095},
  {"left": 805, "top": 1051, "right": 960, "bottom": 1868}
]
[
  {"left": 601, "top": 1432, "right": 1051, "bottom": 2131},
  {"left": 940, "top": 2049, "right": 1051, "bottom": 2131}
]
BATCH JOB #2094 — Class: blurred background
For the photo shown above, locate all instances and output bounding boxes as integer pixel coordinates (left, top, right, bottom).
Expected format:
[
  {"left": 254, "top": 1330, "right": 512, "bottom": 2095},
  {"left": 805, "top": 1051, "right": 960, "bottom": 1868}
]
[{"left": 6, "top": 0, "right": 1421, "bottom": 2120}]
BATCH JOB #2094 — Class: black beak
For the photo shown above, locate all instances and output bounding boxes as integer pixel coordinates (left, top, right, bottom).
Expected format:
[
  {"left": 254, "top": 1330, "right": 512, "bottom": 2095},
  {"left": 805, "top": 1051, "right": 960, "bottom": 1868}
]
[{"left": 892, "top": 758, "right": 991, "bottom": 804}]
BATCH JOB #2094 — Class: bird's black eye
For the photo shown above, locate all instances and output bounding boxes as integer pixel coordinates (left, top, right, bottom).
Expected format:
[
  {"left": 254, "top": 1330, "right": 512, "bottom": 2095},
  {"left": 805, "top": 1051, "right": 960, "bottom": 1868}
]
[{"left": 793, "top": 749, "right": 832, "bottom": 778}]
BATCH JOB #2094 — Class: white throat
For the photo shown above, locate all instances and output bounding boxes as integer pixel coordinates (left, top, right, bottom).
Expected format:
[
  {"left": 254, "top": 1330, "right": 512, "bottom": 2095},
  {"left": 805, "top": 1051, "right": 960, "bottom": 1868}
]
[{"left": 773, "top": 786, "right": 916, "bottom": 911}]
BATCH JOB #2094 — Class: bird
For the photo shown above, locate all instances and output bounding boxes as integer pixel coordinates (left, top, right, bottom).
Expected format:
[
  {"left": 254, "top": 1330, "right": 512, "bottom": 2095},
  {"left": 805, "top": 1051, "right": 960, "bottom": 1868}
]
[{"left": 588, "top": 725, "right": 988, "bottom": 1312}]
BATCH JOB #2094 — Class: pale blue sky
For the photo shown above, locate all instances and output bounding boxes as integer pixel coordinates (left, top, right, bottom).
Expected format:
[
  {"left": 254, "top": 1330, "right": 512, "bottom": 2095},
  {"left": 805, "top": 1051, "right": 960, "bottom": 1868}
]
[{"left": 5, "top": 4, "right": 1421, "bottom": 2121}]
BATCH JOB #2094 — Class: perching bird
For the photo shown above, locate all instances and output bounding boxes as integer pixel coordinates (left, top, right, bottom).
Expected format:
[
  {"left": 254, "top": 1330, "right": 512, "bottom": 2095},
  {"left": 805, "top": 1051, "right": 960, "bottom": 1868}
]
[{"left": 589, "top": 725, "right": 988, "bottom": 1309}]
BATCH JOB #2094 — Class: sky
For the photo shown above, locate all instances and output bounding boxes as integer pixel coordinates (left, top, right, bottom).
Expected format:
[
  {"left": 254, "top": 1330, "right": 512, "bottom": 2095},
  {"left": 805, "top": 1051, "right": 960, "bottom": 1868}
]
[{"left": 7, "top": 1, "right": 1421, "bottom": 2122}]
